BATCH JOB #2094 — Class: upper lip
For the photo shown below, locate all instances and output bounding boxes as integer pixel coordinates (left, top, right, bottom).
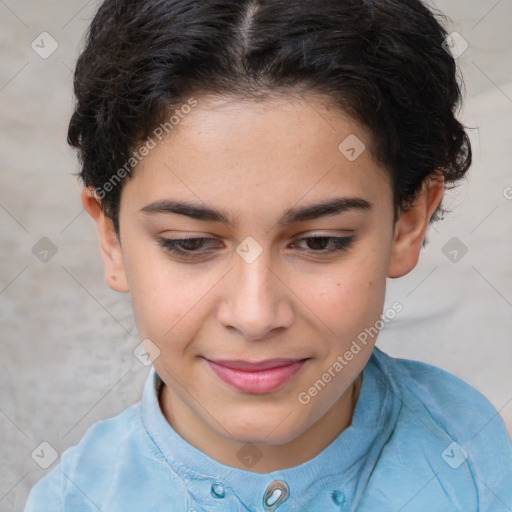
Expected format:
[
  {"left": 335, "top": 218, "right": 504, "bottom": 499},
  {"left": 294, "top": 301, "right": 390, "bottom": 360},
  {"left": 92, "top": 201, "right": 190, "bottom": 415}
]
[{"left": 205, "top": 358, "right": 308, "bottom": 371}]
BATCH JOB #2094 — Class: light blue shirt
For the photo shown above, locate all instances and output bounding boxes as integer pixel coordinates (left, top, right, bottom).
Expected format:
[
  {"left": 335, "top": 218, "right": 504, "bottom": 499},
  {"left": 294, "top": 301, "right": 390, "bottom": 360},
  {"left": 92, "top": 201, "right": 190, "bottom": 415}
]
[{"left": 24, "top": 347, "right": 512, "bottom": 511}]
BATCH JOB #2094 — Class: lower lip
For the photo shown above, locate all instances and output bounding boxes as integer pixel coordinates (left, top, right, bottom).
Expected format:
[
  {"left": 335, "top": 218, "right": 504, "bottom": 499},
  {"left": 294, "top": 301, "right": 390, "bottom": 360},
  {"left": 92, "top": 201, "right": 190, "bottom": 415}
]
[{"left": 205, "top": 359, "right": 308, "bottom": 394}]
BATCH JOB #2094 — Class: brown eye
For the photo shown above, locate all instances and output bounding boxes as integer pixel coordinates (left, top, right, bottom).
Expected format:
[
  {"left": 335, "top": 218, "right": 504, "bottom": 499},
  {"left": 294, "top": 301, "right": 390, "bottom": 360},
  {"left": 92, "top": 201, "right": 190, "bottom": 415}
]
[
  {"left": 157, "top": 234, "right": 356, "bottom": 260},
  {"left": 291, "top": 236, "right": 355, "bottom": 254},
  {"left": 157, "top": 237, "right": 218, "bottom": 257}
]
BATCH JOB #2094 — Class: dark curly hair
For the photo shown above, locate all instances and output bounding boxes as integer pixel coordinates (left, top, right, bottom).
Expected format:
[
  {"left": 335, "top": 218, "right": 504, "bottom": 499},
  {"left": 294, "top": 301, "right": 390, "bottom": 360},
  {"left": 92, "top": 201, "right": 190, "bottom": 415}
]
[{"left": 68, "top": 0, "right": 471, "bottom": 237}]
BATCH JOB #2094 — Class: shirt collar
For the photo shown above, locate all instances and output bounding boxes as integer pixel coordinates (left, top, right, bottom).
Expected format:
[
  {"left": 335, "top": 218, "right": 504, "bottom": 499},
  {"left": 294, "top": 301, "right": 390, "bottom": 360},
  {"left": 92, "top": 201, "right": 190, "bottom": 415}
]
[{"left": 141, "top": 347, "right": 401, "bottom": 511}]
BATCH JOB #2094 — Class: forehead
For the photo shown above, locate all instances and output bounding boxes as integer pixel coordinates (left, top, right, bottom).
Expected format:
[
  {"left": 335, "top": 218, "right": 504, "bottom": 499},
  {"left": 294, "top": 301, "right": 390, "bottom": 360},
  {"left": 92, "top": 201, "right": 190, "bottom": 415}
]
[{"left": 124, "top": 93, "right": 392, "bottom": 218}]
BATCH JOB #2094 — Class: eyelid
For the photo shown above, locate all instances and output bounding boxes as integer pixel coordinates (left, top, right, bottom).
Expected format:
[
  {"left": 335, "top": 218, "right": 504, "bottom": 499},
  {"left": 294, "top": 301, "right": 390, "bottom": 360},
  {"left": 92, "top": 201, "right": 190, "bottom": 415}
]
[
  {"left": 157, "top": 232, "right": 354, "bottom": 247},
  {"left": 159, "top": 230, "right": 355, "bottom": 240},
  {"left": 156, "top": 232, "right": 356, "bottom": 259}
]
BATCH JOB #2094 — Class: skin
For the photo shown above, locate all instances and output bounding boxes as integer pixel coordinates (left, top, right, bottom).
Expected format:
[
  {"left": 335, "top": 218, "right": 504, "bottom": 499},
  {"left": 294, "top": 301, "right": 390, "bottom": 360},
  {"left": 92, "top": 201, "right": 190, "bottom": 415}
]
[{"left": 82, "top": 93, "right": 444, "bottom": 473}]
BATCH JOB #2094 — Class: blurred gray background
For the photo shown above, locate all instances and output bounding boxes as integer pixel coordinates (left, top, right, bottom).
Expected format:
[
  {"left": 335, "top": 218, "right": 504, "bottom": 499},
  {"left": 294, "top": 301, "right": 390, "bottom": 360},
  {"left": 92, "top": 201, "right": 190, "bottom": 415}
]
[{"left": 1, "top": 0, "right": 511, "bottom": 509}]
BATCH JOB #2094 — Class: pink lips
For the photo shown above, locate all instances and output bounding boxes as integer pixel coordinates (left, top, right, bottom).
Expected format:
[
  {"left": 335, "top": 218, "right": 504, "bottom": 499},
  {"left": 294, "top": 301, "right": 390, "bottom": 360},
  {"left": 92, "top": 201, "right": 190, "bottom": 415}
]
[{"left": 205, "top": 358, "right": 308, "bottom": 393}]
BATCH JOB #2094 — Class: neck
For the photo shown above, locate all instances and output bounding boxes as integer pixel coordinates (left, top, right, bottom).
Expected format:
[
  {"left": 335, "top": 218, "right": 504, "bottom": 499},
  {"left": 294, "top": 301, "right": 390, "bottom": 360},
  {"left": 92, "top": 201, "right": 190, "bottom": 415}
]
[{"left": 159, "top": 374, "right": 362, "bottom": 473}]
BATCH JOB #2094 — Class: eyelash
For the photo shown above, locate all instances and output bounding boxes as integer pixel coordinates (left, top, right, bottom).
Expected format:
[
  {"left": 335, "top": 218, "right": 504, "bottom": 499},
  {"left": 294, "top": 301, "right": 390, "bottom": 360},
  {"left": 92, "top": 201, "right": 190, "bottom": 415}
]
[{"left": 156, "top": 235, "right": 355, "bottom": 259}]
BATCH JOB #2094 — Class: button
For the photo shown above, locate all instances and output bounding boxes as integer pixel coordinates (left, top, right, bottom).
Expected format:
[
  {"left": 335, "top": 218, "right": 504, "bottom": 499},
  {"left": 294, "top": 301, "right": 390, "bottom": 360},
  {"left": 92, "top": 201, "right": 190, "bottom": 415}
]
[
  {"left": 263, "top": 480, "right": 289, "bottom": 511},
  {"left": 331, "top": 489, "right": 347, "bottom": 507},
  {"left": 210, "top": 481, "right": 226, "bottom": 499}
]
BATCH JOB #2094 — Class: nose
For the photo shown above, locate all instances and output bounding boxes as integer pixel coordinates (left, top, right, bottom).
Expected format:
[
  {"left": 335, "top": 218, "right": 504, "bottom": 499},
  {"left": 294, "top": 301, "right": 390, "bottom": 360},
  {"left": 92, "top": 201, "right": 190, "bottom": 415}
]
[{"left": 217, "top": 247, "right": 294, "bottom": 341}]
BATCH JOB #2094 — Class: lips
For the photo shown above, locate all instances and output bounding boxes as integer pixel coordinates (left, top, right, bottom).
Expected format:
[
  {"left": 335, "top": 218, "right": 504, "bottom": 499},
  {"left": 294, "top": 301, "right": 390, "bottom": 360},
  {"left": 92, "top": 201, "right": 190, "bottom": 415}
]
[
  {"left": 207, "top": 358, "right": 306, "bottom": 371},
  {"left": 204, "top": 357, "right": 309, "bottom": 394}
]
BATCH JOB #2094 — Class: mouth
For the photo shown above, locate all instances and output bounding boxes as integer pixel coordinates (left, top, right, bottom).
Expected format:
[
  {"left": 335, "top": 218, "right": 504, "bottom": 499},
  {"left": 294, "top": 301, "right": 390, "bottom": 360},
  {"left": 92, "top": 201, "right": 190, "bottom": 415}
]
[{"left": 204, "top": 357, "right": 310, "bottom": 394}]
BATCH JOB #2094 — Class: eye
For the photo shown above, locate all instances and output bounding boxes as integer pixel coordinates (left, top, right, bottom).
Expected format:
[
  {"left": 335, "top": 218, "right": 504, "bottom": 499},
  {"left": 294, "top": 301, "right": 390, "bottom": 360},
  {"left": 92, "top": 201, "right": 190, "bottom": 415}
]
[
  {"left": 157, "top": 234, "right": 355, "bottom": 259},
  {"left": 290, "top": 235, "right": 355, "bottom": 255},
  {"left": 157, "top": 237, "right": 219, "bottom": 257}
]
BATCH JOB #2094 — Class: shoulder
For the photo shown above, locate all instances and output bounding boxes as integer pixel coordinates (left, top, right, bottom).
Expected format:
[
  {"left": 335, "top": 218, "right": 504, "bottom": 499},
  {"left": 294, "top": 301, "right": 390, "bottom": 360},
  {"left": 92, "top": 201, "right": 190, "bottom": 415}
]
[
  {"left": 372, "top": 346, "right": 507, "bottom": 438},
  {"left": 368, "top": 347, "right": 512, "bottom": 510},
  {"left": 24, "top": 402, "right": 172, "bottom": 511},
  {"left": 60, "top": 402, "right": 148, "bottom": 472}
]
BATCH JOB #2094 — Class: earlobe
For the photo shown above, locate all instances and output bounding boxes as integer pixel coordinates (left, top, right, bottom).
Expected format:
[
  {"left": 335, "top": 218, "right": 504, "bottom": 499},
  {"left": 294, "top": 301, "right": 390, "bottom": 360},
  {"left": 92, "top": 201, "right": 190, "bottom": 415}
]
[
  {"left": 387, "top": 176, "right": 444, "bottom": 279},
  {"left": 81, "top": 187, "right": 130, "bottom": 293}
]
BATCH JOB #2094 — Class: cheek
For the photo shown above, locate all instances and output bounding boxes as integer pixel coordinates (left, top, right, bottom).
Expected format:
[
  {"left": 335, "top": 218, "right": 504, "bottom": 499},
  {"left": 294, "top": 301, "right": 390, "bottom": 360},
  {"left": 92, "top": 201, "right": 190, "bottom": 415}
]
[
  {"left": 294, "top": 256, "right": 387, "bottom": 347},
  {"left": 130, "top": 279, "right": 199, "bottom": 344},
  {"left": 123, "top": 245, "right": 200, "bottom": 342},
  {"left": 126, "top": 230, "right": 389, "bottom": 346}
]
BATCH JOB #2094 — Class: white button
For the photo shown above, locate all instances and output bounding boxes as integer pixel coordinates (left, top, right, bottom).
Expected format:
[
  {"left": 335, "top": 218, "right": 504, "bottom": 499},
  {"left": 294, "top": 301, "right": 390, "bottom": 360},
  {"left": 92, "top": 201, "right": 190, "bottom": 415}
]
[{"left": 263, "top": 480, "right": 289, "bottom": 511}]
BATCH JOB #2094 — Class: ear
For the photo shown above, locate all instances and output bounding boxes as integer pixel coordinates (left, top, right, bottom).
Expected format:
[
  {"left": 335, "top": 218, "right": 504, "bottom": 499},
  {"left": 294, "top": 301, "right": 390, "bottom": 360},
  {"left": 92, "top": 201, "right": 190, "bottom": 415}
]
[
  {"left": 387, "top": 175, "right": 444, "bottom": 279},
  {"left": 81, "top": 187, "right": 130, "bottom": 292}
]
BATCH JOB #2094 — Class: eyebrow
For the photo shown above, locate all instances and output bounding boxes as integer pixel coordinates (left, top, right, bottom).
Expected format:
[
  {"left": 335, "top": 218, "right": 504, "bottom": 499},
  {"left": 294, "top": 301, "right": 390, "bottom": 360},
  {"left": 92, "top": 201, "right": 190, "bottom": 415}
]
[{"left": 139, "top": 197, "right": 373, "bottom": 226}]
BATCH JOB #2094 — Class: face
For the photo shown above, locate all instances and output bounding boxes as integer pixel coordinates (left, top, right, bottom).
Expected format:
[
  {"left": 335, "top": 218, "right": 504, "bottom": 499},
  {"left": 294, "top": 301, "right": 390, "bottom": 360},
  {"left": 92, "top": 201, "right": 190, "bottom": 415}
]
[{"left": 83, "top": 93, "right": 443, "bottom": 465}]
